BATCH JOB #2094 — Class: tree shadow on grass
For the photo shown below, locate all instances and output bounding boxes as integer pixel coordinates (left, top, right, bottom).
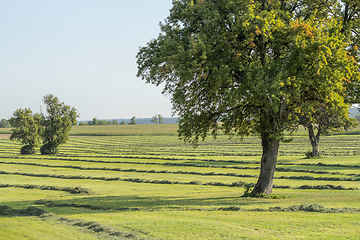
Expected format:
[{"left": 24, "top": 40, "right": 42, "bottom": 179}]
[{"left": 30, "top": 195, "right": 271, "bottom": 215}]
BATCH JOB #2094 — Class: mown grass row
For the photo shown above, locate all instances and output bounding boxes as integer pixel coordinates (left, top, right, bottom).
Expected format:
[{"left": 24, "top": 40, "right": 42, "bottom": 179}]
[
  {"left": 1, "top": 128, "right": 360, "bottom": 239},
  {"left": 0, "top": 183, "right": 91, "bottom": 194},
  {"left": 0, "top": 169, "right": 357, "bottom": 191},
  {"left": 5, "top": 133, "right": 360, "bottom": 157},
  {"left": 1, "top": 160, "right": 360, "bottom": 182}
]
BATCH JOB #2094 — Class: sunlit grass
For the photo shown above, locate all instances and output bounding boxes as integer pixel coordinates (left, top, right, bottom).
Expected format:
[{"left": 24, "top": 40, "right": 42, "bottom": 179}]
[{"left": 1, "top": 125, "right": 360, "bottom": 239}]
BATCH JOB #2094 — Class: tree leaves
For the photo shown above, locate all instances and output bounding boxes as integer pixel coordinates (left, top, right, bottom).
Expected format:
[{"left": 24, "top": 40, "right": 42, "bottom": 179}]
[{"left": 136, "top": 0, "right": 360, "bottom": 144}]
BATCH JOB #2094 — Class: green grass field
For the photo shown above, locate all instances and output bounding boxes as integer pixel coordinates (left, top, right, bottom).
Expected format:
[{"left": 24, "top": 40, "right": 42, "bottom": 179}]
[{"left": 1, "top": 124, "right": 360, "bottom": 239}]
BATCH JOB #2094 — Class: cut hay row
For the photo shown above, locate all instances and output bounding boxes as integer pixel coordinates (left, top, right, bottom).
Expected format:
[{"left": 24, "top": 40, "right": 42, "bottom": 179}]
[
  {"left": 0, "top": 183, "right": 91, "bottom": 194},
  {"left": 1, "top": 130, "right": 360, "bottom": 239},
  {"left": 0, "top": 170, "right": 357, "bottom": 191},
  {"left": 1, "top": 160, "right": 359, "bottom": 181}
]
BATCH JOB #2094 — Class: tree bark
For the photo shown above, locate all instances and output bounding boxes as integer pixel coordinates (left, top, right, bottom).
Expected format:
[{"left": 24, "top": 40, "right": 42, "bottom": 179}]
[
  {"left": 251, "top": 132, "right": 279, "bottom": 195},
  {"left": 308, "top": 125, "right": 320, "bottom": 157}
]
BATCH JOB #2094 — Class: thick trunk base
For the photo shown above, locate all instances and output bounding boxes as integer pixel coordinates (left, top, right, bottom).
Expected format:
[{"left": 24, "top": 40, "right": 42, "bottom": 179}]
[{"left": 251, "top": 137, "right": 279, "bottom": 195}]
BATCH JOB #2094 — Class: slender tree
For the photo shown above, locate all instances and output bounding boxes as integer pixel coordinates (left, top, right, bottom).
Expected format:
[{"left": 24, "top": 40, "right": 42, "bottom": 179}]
[
  {"left": 158, "top": 114, "right": 164, "bottom": 124},
  {"left": 137, "top": 0, "right": 360, "bottom": 194},
  {"left": 151, "top": 115, "right": 158, "bottom": 124},
  {"left": 151, "top": 114, "right": 165, "bottom": 124},
  {"left": 40, "top": 94, "right": 79, "bottom": 155},
  {"left": 299, "top": 102, "right": 357, "bottom": 157}
]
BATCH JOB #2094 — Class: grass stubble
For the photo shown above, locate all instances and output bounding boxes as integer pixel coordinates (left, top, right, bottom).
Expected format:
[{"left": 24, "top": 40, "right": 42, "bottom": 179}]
[{"left": 0, "top": 124, "right": 360, "bottom": 239}]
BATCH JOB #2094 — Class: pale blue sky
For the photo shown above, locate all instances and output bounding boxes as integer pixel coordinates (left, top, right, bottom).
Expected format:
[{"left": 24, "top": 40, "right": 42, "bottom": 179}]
[{"left": 0, "top": 0, "right": 173, "bottom": 120}]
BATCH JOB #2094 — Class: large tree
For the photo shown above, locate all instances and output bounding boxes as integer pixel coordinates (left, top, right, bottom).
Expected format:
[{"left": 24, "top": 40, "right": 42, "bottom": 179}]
[
  {"left": 137, "top": 0, "right": 360, "bottom": 194},
  {"left": 8, "top": 108, "right": 42, "bottom": 154},
  {"left": 40, "top": 94, "right": 79, "bottom": 155}
]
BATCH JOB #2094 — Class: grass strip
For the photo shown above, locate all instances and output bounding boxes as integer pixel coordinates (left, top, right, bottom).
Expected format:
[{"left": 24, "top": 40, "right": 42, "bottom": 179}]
[
  {"left": 0, "top": 160, "right": 257, "bottom": 178},
  {"left": 0, "top": 171, "right": 357, "bottom": 190},
  {"left": 278, "top": 162, "right": 360, "bottom": 169},
  {"left": 0, "top": 156, "right": 261, "bottom": 170},
  {"left": 2, "top": 161, "right": 360, "bottom": 183},
  {"left": 2, "top": 160, "right": 359, "bottom": 177},
  {"left": 0, "top": 183, "right": 91, "bottom": 194},
  {"left": 34, "top": 200, "right": 140, "bottom": 211},
  {"left": 276, "top": 175, "right": 360, "bottom": 181},
  {"left": 219, "top": 204, "right": 360, "bottom": 213},
  {"left": 0, "top": 205, "right": 139, "bottom": 239},
  {"left": 40, "top": 213, "right": 139, "bottom": 239}
]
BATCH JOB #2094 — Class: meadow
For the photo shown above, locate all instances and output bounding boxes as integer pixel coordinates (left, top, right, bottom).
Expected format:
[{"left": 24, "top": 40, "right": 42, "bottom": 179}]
[{"left": 0, "top": 124, "right": 360, "bottom": 239}]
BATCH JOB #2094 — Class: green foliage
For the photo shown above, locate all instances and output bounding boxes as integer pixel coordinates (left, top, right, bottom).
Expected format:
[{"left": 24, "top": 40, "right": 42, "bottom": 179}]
[
  {"left": 0, "top": 119, "right": 10, "bottom": 128},
  {"left": 40, "top": 143, "right": 58, "bottom": 155},
  {"left": 8, "top": 108, "right": 42, "bottom": 154},
  {"left": 129, "top": 116, "right": 136, "bottom": 125},
  {"left": 20, "top": 145, "right": 35, "bottom": 155},
  {"left": 151, "top": 114, "right": 164, "bottom": 124},
  {"left": 87, "top": 118, "right": 117, "bottom": 126},
  {"left": 137, "top": 0, "right": 360, "bottom": 194},
  {"left": 305, "top": 150, "right": 312, "bottom": 159},
  {"left": 137, "top": 0, "right": 360, "bottom": 145},
  {"left": 120, "top": 120, "right": 126, "bottom": 125},
  {"left": 41, "top": 94, "right": 79, "bottom": 154}
]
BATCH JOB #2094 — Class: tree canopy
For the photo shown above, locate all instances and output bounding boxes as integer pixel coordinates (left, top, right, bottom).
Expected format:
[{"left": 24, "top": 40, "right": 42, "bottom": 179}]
[
  {"left": 8, "top": 108, "right": 42, "bottom": 154},
  {"left": 137, "top": 0, "right": 360, "bottom": 194},
  {"left": 40, "top": 94, "right": 79, "bottom": 155}
]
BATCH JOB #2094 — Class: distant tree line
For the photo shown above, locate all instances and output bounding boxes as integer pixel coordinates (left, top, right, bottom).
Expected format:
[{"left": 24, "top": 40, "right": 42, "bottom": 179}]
[
  {"left": 78, "top": 116, "right": 137, "bottom": 126},
  {"left": 79, "top": 118, "right": 120, "bottom": 126}
]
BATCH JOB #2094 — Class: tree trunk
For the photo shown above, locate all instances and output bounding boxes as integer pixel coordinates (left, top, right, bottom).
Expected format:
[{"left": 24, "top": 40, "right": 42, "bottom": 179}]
[
  {"left": 251, "top": 133, "right": 279, "bottom": 195},
  {"left": 308, "top": 125, "right": 320, "bottom": 157}
]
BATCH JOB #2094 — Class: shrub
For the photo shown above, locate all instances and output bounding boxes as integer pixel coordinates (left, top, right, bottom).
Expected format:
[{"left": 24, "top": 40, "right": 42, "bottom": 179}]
[
  {"left": 40, "top": 143, "right": 58, "bottom": 155},
  {"left": 20, "top": 145, "right": 35, "bottom": 155},
  {"left": 305, "top": 150, "right": 312, "bottom": 159}
]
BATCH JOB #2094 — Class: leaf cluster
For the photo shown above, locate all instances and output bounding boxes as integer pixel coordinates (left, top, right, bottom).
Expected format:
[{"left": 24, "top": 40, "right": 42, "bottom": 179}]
[{"left": 136, "top": 0, "right": 360, "bottom": 146}]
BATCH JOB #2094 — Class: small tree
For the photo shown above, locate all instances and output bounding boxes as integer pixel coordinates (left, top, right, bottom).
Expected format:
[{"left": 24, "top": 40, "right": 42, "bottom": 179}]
[
  {"left": 152, "top": 114, "right": 165, "bottom": 124},
  {"left": 112, "top": 120, "right": 118, "bottom": 125},
  {"left": 158, "top": 114, "right": 164, "bottom": 124},
  {"left": 129, "top": 116, "right": 136, "bottom": 125},
  {"left": 151, "top": 115, "right": 158, "bottom": 124},
  {"left": 40, "top": 94, "right": 79, "bottom": 155},
  {"left": 0, "top": 119, "right": 10, "bottom": 128},
  {"left": 8, "top": 108, "right": 42, "bottom": 154},
  {"left": 120, "top": 120, "right": 126, "bottom": 125},
  {"left": 299, "top": 102, "right": 357, "bottom": 157}
]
